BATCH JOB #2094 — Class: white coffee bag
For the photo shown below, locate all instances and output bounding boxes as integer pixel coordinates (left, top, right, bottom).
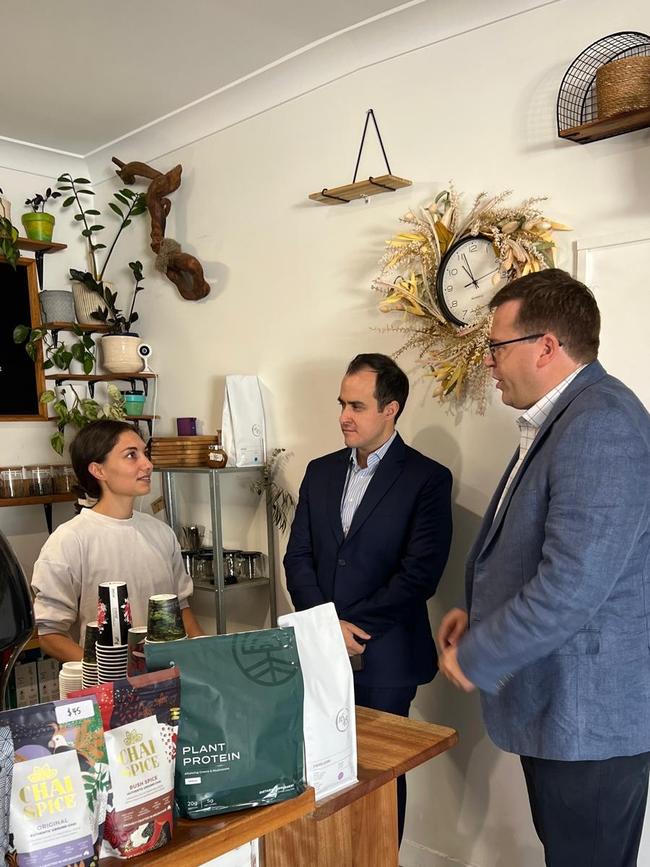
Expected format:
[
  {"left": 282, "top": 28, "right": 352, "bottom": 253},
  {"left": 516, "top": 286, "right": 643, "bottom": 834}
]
[
  {"left": 221, "top": 375, "right": 266, "bottom": 468},
  {"left": 278, "top": 603, "right": 357, "bottom": 799}
]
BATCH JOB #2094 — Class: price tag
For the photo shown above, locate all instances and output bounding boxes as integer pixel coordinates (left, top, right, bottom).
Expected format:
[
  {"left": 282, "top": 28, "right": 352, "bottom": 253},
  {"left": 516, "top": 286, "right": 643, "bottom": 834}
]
[{"left": 55, "top": 698, "right": 95, "bottom": 724}]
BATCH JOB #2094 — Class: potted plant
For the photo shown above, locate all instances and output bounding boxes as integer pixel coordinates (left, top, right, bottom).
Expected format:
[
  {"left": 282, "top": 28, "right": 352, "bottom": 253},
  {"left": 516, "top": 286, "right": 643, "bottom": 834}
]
[
  {"left": 56, "top": 173, "right": 146, "bottom": 326},
  {"left": 73, "top": 260, "right": 146, "bottom": 373},
  {"left": 0, "top": 187, "right": 19, "bottom": 268},
  {"left": 22, "top": 188, "right": 62, "bottom": 242},
  {"left": 13, "top": 323, "right": 97, "bottom": 374},
  {"left": 40, "top": 383, "right": 125, "bottom": 455}
]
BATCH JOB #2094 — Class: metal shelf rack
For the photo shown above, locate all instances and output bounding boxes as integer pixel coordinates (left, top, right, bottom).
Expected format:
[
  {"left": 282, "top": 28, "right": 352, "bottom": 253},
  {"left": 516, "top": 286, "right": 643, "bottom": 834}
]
[{"left": 155, "top": 466, "right": 277, "bottom": 634}]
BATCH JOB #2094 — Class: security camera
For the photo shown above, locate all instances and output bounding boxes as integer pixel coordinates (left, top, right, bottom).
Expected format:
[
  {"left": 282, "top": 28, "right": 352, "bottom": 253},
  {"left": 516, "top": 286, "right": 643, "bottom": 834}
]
[{"left": 137, "top": 343, "right": 153, "bottom": 372}]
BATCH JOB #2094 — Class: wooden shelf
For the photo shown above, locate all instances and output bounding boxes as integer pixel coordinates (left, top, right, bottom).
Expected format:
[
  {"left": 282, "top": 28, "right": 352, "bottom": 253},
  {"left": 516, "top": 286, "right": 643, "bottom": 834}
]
[
  {"left": 309, "top": 174, "right": 412, "bottom": 204},
  {"left": 16, "top": 237, "right": 67, "bottom": 253},
  {"left": 193, "top": 577, "right": 271, "bottom": 592},
  {"left": 0, "top": 492, "right": 76, "bottom": 508},
  {"left": 45, "top": 373, "right": 157, "bottom": 382},
  {"left": 559, "top": 107, "right": 650, "bottom": 143},
  {"left": 41, "top": 321, "right": 109, "bottom": 334}
]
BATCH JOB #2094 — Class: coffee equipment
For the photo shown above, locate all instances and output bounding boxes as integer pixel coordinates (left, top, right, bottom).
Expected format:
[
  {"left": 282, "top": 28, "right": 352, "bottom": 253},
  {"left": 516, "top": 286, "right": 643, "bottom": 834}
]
[{"left": 0, "top": 530, "right": 35, "bottom": 710}]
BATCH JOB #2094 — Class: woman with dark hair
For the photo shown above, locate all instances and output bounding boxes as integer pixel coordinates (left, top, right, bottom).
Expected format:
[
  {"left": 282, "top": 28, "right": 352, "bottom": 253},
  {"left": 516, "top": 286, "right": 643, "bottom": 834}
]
[{"left": 32, "top": 420, "right": 202, "bottom": 662}]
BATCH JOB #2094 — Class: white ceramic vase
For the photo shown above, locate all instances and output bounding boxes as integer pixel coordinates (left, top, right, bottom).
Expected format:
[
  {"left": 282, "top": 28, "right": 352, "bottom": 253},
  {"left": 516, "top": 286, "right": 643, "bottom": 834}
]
[
  {"left": 101, "top": 334, "right": 142, "bottom": 374},
  {"left": 71, "top": 280, "right": 103, "bottom": 325}
]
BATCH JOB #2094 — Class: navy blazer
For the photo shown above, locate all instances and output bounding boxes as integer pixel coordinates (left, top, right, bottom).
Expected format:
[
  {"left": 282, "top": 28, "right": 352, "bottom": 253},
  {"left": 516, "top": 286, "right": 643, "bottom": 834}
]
[
  {"left": 458, "top": 362, "right": 650, "bottom": 760},
  {"left": 284, "top": 433, "right": 452, "bottom": 688}
]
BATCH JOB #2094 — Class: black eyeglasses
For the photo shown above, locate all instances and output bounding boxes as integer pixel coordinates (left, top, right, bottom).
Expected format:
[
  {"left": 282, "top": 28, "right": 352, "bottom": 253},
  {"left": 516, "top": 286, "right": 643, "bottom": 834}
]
[{"left": 486, "top": 333, "right": 545, "bottom": 362}]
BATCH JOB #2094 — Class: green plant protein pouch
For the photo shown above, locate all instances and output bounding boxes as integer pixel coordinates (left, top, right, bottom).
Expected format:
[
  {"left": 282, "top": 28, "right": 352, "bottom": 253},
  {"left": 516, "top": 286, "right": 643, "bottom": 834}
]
[{"left": 145, "top": 628, "right": 305, "bottom": 818}]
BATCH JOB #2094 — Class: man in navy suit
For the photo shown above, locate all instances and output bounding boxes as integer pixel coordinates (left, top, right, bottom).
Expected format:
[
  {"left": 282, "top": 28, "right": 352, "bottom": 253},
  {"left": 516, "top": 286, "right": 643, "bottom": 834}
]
[
  {"left": 438, "top": 270, "right": 650, "bottom": 867},
  {"left": 285, "top": 353, "right": 452, "bottom": 842}
]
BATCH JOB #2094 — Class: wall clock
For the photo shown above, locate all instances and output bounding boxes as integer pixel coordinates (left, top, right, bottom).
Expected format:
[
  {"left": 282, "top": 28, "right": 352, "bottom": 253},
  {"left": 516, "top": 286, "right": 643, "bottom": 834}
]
[
  {"left": 373, "top": 186, "right": 571, "bottom": 410},
  {"left": 435, "top": 235, "right": 507, "bottom": 326}
]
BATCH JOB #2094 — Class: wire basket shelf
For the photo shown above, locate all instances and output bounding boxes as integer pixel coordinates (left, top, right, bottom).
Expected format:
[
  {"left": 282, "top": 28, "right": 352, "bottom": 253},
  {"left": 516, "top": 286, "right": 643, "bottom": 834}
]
[{"left": 557, "top": 31, "right": 650, "bottom": 134}]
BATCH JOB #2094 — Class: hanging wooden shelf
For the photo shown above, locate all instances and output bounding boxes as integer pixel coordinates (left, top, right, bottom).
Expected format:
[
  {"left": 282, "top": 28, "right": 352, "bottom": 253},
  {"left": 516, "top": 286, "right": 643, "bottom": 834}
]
[
  {"left": 309, "top": 174, "right": 412, "bottom": 205},
  {"left": 308, "top": 108, "right": 411, "bottom": 205},
  {"left": 559, "top": 106, "right": 650, "bottom": 143}
]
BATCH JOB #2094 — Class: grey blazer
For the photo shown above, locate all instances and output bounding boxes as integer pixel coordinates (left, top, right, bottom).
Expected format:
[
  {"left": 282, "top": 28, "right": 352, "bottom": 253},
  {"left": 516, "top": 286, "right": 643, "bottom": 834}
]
[{"left": 457, "top": 361, "right": 650, "bottom": 760}]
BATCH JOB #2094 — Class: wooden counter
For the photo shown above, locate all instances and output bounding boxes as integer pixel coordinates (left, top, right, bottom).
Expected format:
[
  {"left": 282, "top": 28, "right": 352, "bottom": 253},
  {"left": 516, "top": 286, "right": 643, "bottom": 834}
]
[{"left": 101, "top": 707, "right": 457, "bottom": 867}]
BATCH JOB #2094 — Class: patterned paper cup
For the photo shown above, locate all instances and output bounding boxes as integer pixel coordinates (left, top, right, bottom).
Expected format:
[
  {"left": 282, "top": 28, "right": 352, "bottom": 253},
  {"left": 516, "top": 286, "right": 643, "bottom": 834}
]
[
  {"left": 147, "top": 594, "right": 185, "bottom": 642},
  {"left": 83, "top": 621, "right": 100, "bottom": 662},
  {"left": 97, "top": 581, "right": 132, "bottom": 646},
  {"left": 127, "top": 626, "right": 148, "bottom": 676}
]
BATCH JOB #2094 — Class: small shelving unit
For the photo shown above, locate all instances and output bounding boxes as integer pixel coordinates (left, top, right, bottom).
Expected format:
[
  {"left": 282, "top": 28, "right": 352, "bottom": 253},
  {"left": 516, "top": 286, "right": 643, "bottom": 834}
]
[
  {"left": 156, "top": 466, "right": 277, "bottom": 635},
  {"left": 45, "top": 372, "right": 157, "bottom": 397}
]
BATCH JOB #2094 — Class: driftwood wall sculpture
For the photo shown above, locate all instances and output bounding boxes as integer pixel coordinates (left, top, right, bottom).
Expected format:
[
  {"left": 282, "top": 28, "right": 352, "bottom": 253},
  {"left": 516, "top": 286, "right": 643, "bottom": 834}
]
[{"left": 112, "top": 157, "right": 210, "bottom": 301}]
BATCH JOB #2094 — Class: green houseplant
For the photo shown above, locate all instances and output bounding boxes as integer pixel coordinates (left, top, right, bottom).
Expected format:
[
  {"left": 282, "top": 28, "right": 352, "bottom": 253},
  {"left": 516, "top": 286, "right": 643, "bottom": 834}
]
[
  {"left": 56, "top": 173, "right": 146, "bottom": 323},
  {"left": 40, "top": 383, "right": 125, "bottom": 455},
  {"left": 57, "top": 173, "right": 148, "bottom": 373},
  {"left": 22, "top": 188, "right": 62, "bottom": 242},
  {"left": 0, "top": 187, "right": 19, "bottom": 268},
  {"left": 249, "top": 448, "right": 296, "bottom": 533},
  {"left": 13, "top": 323, "right": 97, "bottom": 374}
]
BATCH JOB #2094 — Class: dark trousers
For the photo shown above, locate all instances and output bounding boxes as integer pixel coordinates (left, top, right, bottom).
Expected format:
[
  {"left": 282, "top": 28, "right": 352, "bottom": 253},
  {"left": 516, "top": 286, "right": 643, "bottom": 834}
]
[
  {"left": 521, "top": 752, "right": 650, "bottom": 867},
  {"left": 354, "top": 683, "right": 417, "bottom": 847}
]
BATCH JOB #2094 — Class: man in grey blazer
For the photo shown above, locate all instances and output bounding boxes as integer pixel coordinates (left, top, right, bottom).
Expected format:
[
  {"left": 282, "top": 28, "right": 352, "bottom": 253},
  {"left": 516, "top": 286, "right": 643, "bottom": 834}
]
[{"left": 438, "top": 269, "right": 650, "bottom": 867}]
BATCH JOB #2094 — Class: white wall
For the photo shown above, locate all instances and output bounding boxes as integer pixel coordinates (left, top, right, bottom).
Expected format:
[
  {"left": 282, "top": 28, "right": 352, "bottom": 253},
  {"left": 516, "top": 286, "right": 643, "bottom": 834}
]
[{"left": 2, "top": 0, "right": 650, "bottom": 863}]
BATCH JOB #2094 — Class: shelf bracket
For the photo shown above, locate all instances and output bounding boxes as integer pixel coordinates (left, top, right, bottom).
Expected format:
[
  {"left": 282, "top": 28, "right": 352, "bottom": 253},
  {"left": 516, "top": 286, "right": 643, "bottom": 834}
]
[
  {"left": 34, "top": 250, "right": 45, "bottom": 290},
  {"left": 43, "top": 503, "right": 53, "bottom": 534}
]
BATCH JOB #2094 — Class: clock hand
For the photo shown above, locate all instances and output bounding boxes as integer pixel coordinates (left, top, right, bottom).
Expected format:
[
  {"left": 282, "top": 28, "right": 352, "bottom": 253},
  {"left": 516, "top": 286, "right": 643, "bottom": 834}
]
[
  {"left": 476, "top": 267, "right": 499, "bottom": 282},
  {"left": 464, "top": 268, "right": 499, "bottom": 288},
  {"left": 461, "top": 254, "right": 479, "bottom": 287}
]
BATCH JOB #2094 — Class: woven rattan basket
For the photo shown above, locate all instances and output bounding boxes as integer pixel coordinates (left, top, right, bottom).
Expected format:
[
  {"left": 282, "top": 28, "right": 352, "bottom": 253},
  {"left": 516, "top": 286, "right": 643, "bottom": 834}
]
[{"left": 596, "top": 55, "right": 650, "bottom": 120}]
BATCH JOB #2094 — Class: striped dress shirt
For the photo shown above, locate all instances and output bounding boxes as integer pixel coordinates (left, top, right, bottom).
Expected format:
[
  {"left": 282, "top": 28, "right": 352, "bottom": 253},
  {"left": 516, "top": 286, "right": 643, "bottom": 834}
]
[
  {"left": 495, "top": 365, "right": 586, "bottom": 516},
  {"left": 340, "top": 431, "right": 396, "bottom": 536}
]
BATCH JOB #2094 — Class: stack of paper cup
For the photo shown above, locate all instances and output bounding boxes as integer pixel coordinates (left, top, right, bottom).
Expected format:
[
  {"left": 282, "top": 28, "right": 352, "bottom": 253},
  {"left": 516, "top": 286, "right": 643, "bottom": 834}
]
[
  {"left": 58, "top": 661, "right": 83, "bottom": 698},
  {"left": 96, "top": 582, "right": 130, "bottom": 683},
  {"left": 82, "top": 621, "right": 99, "bottom": 688},
  {"left": 95, "top": 643, "right": 128, "bottom": 683},
  {"left": 97, "top": 581, "right": 132, "bottom": 645}
]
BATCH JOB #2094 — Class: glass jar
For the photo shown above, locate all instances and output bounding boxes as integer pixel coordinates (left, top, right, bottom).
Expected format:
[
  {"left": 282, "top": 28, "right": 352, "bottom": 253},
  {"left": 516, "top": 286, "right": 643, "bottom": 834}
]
[
  {"left": 207, "top": 443, "right": 228, "bottom": 468},
  {"left": 1, "top": 468, "right": 29, "bottom": 498},
  {"left": 235, "top": 551, "right": 264, "bottom": 581},
  {"left": 31, "top": 465, "right": 53, "bottom": 497},
  {"left": 223, "top": 549, "right": 240, "bottom": 585},
  {"left": 52, "top": 465, "right": 76, "bottom": 494},
  {"left": 192, "top": 552, "right": 214, "bottom": 585}
]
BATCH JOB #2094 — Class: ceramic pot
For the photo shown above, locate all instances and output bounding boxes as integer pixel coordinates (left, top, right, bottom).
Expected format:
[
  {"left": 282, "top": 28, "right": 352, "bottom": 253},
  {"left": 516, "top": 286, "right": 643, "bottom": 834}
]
[
  {"left": 21, "top": 212, "right": 55, "bottom": 242},
  {"left": 71, "top": 280, "right": 103, "bottom": 324},
  {"left": 101, "top": 334, "right": 142, "bottom": 374},
  {"left": 39, "top": 290, "right": 75, "bottom": 323}
]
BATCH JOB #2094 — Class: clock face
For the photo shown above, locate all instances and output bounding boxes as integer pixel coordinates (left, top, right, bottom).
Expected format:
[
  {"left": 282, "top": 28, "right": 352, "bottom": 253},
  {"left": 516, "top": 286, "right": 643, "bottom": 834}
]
[{"left": 436, "top": 236, "right": 507, "bottom": 326}]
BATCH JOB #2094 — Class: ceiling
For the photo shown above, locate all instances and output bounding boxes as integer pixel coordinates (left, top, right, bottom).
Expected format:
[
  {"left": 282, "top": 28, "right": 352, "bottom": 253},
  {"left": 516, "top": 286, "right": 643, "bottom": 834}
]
[{"left": 2, "top": 0, "right": 416, "bottom": 155}]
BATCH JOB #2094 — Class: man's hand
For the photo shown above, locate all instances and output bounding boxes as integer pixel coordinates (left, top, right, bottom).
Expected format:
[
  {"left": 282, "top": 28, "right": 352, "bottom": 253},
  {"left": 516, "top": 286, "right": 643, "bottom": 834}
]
[
  {"left": 339, "top": 620, "right": 371, "bottom": 656},
  {"left": 438, "top": 645, "right": 476, "bottom": 692},
  {"left": 437, "top": 607, "right": 468, "bottom": 650}
]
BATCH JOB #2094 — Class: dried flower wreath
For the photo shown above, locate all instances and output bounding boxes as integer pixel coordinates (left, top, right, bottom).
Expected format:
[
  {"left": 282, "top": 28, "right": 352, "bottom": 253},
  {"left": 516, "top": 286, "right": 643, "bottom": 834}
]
[{"left": 372, "top": 187, "right": 570, "bottom": 411}]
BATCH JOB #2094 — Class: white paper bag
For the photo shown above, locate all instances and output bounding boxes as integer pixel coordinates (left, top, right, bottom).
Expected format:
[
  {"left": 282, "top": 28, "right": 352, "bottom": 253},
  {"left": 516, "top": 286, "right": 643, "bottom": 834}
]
[
  {"left": 221, "top": 375, "right": 266, "bottom": 467},
  {"left": 278, "top": 603, "right": 357, "bottom": 800}
]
